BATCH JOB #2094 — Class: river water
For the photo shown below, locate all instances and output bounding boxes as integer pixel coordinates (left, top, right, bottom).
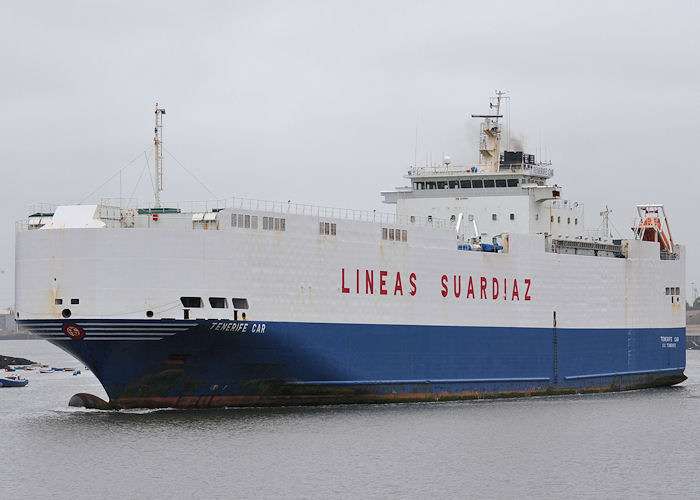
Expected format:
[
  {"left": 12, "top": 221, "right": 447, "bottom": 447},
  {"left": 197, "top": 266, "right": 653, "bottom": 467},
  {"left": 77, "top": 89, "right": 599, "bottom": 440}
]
[{"left": 1, "top": 339, "right": 699, "bottom": 499}]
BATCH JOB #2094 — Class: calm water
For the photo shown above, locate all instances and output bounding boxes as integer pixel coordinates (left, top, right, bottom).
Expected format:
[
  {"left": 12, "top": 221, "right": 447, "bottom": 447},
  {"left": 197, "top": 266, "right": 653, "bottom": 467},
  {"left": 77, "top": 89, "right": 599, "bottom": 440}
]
[{"left": 2, "top": 339, "right": 700, "bottom": 499}]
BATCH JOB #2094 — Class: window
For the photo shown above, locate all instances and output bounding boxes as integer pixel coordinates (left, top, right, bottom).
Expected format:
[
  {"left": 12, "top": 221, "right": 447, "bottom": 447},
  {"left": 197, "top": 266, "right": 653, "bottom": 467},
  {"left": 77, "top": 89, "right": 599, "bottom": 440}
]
[
  {"left": 232, "top": 298, "right": 249, "bottom": 309},
  {"left": 449, "top": 181, "right": 459, "bottom": 189},
  {"left": 437, "top": 181, "right": 446, "bottom": 189},
  {"left": 507, "top": 179, "right": 519, "bottom": 187},
  {"left": 557, "top": 216, "right": 561, "bottom": 223},
  {"left": 319, "top": 222, "right": 337, "bottom": 236},
  {"left": 492, "top": 214, "right": 497, "bottom": 221},
  {"left": 665, "top": 287, "right": 670, "bottom": 295},
  {"left": 510, "top": 213, "right": 515, "bottom": 220},
  {"left": 567, "top": 217, "right": 571, "bottom": 224},
  {"left": 263, "top": 216, "right": 286, "bottom": 231},
  {"left": 55, "top": 299, "right": 63, "bottom": 305},
  {"left": 180, "top": 297, "right": 203, "bottom": 308},
  {"left": 460, "top": 180, "right": 471, "bottom": 188},
  {"left": 426, "top": 182, "right": 436, "bottom": 189},
  {"left": 382, "top": 227, "right": 407, "bottom": 242},
  {"left": 450, "top": 215, "right": 456, "bottom": 222},
  {"left": 472, "top": 179, "right": 483, "bottom": 188},
  {"left": 209, "top": 297, "right": 228, "bottom": 308},
  {"left": 574, "top": 218, "right": 578, "bottom": 225},
  {"left": 483, "top": 179, "right": 495, "bottom": 188},
  {"left": 71, "top": 298, "right": 79, "bottom": 305},
  {"left": 232, "top": 213, "right": 257, "bottom": 229},
  {"left": 535, "top": 214, "right": 539, "bottom": 221},
  {"left": 550, "top": 216, "right": 554, "bottom": 222},
  {"left": 495, "top": 179, "right": 507, "bottom": 188}
]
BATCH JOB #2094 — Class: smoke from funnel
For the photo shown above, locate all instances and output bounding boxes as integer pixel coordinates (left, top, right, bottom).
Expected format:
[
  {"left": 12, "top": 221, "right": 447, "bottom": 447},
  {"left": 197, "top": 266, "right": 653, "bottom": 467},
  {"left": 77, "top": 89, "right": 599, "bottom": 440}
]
[{"left": 509, "top": 133, "right": 524, "bottom": 152}]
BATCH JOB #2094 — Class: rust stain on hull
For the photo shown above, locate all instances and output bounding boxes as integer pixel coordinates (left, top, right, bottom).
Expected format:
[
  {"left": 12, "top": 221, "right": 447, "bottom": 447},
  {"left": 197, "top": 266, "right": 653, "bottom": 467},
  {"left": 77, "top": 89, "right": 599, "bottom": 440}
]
[{"left": 69, "top": 373, "right": 687, "bottom": 410}]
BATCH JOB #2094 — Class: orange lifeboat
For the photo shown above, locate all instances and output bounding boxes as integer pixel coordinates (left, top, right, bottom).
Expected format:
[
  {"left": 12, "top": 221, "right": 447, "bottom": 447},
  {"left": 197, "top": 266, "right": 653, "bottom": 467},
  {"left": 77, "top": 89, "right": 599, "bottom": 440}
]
[{"left": 634, "top": 205, "right": 674, "bottom": 254}]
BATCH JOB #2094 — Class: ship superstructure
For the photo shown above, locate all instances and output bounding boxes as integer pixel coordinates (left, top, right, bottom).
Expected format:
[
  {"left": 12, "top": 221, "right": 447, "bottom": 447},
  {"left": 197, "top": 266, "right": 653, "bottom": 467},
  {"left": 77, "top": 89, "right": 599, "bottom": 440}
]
[{"left": 14, "top": 95, "right": 686, "bottom": 409}]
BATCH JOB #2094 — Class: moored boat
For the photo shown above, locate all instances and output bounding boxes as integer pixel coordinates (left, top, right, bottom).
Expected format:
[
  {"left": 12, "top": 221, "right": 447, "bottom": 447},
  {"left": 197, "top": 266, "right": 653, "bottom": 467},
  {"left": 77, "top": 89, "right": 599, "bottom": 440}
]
[{"left": 0, "top": 374, "right": 29, "bottom": 387}]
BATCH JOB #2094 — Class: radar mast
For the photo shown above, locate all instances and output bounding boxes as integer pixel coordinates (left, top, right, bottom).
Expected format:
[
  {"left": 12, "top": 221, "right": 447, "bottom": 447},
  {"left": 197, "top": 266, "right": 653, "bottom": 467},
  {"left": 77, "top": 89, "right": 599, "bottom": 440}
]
[
  {"left": 471, "top": 91, "right": 506, "bottom": 173},
  {"left": 154, "top": 103, "right": 166, "bottom": 208}
]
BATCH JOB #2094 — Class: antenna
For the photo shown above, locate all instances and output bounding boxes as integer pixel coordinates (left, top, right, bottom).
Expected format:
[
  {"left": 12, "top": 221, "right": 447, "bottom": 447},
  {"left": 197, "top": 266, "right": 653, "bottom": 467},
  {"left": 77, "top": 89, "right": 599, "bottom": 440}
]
[
  {"left": 154, "top": 103, "right": 166, "bottom": 208},
  {"left": 414, "top": 115, "right": 419, "bottom": 168},
  {"left": 600, "top": 205, "right": 612, "bottom": 237}
]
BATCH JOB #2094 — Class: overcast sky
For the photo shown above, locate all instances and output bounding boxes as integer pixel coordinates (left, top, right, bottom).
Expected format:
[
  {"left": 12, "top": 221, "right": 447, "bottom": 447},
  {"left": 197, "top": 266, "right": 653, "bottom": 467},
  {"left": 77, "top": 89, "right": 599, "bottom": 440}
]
[{"left": 1, "top": 0, "right": 699, "bottom": 306}]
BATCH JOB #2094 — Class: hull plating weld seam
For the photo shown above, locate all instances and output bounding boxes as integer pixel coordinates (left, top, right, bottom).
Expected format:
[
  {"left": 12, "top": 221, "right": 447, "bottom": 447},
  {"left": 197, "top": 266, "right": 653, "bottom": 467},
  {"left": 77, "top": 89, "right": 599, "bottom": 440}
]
[
  {"left": 286, "top": 376, "right": 552, "bottom": 385},
  {"left": 564, "top": 367, "right": 685, "bottom": 380}
]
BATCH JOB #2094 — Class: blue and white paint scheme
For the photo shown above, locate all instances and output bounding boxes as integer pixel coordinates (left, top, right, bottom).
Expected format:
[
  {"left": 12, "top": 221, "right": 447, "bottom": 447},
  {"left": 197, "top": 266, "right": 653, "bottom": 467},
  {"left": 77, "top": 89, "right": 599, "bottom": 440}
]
[{"left": 14, "top": 94, "right": 686, "bottom": 408}]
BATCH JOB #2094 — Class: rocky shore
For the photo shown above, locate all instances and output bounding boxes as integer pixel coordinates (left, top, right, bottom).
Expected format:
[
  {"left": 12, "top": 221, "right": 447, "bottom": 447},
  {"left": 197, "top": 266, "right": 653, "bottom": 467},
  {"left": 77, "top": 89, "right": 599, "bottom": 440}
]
[{"left": 1, "top": 354, "right": 36, "bottom": 368}]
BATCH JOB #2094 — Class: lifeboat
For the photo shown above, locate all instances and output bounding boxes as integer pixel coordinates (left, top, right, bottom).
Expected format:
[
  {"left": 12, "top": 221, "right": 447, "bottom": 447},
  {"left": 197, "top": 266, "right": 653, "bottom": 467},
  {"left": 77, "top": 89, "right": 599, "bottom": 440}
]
[{"left": 634, "top": 205, "right": 674, "bottom": 253}]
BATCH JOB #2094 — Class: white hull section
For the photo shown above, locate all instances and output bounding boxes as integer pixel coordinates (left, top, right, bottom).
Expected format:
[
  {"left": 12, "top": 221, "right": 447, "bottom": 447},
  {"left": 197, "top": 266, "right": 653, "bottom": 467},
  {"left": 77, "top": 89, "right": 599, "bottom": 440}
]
[{"left": 15, "top": 208, "right": 685, "bottom": 331}]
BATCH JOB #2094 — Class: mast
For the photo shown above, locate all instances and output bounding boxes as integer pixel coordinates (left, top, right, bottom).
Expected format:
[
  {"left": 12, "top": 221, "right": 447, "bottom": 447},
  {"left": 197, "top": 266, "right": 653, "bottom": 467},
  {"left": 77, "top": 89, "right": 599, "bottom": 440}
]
[
  {"left": 154, "top": 103, "right": 166, "bottom": 208},
  {"left": 471, "top": 90, "right": 506, "bottom": 173}
]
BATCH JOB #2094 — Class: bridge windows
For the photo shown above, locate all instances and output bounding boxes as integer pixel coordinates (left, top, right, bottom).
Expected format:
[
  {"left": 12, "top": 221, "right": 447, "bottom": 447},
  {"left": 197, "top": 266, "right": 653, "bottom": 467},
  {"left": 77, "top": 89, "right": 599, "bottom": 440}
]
[{"left": 411, "top": 177, "right": 521, "bottom": 191}]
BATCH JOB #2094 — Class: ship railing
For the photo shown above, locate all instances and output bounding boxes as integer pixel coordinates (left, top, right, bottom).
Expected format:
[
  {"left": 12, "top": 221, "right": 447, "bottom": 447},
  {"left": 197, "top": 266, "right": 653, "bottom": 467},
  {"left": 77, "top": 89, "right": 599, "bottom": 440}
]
[
  {"left": 17, "top": 197, "right": 456, "bottom": 231},
  {"left": 408, "top": 163, "right": 553, "bottom": 178},
  {"left": 224, "top": 197, "right": 455, "bottom": 228}
]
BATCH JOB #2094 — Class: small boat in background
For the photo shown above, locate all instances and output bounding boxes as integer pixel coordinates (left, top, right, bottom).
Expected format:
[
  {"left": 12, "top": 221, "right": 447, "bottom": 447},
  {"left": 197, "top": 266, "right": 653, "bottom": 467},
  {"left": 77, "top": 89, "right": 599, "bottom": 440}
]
[
  {"left": 39, "top": 367, "right": 53, "bottom": 373},
  {"left": 72, "top": 370, "right": 81, "bottom": 376},
  {"left": 0, "top": 374, "right": 29, "bottom": 387}
]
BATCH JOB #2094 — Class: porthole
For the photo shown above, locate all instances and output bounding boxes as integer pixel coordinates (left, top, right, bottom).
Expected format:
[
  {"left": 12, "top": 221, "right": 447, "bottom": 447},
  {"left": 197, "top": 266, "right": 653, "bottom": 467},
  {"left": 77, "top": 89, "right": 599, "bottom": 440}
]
[
  {"left": 62, "top": 309, "right": 72, "bottom": 318},
  {"left": 146, "top": 310, "right": 154, "bottom": 318}
]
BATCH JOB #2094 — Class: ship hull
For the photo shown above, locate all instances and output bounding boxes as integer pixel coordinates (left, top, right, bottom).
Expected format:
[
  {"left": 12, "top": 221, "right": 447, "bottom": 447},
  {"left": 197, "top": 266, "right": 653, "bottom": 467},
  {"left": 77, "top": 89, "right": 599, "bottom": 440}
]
[{"left": 20, "top": 319, "right": 686, "bottom": 409}]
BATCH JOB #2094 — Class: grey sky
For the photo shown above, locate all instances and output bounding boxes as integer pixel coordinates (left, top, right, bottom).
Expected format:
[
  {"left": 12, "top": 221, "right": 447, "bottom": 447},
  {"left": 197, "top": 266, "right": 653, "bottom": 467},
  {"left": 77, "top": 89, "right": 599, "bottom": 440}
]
[{"left": 1, "top": 0, "right": 699, "bottom": 306}]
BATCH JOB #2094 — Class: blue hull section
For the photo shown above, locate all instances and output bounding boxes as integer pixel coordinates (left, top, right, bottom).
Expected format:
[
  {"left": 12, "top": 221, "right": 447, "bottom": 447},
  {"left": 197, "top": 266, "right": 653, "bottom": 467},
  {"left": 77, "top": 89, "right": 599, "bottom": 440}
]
[{"left": 20, "top": 319, "right": 686, "bottom": 408}]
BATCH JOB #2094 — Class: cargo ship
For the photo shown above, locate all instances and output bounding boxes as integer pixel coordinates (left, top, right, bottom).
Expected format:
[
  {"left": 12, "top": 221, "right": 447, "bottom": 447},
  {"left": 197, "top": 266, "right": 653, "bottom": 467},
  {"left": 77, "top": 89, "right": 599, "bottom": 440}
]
[{"left": 14, "top": 93, "right": 686, "bottom": 409}]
